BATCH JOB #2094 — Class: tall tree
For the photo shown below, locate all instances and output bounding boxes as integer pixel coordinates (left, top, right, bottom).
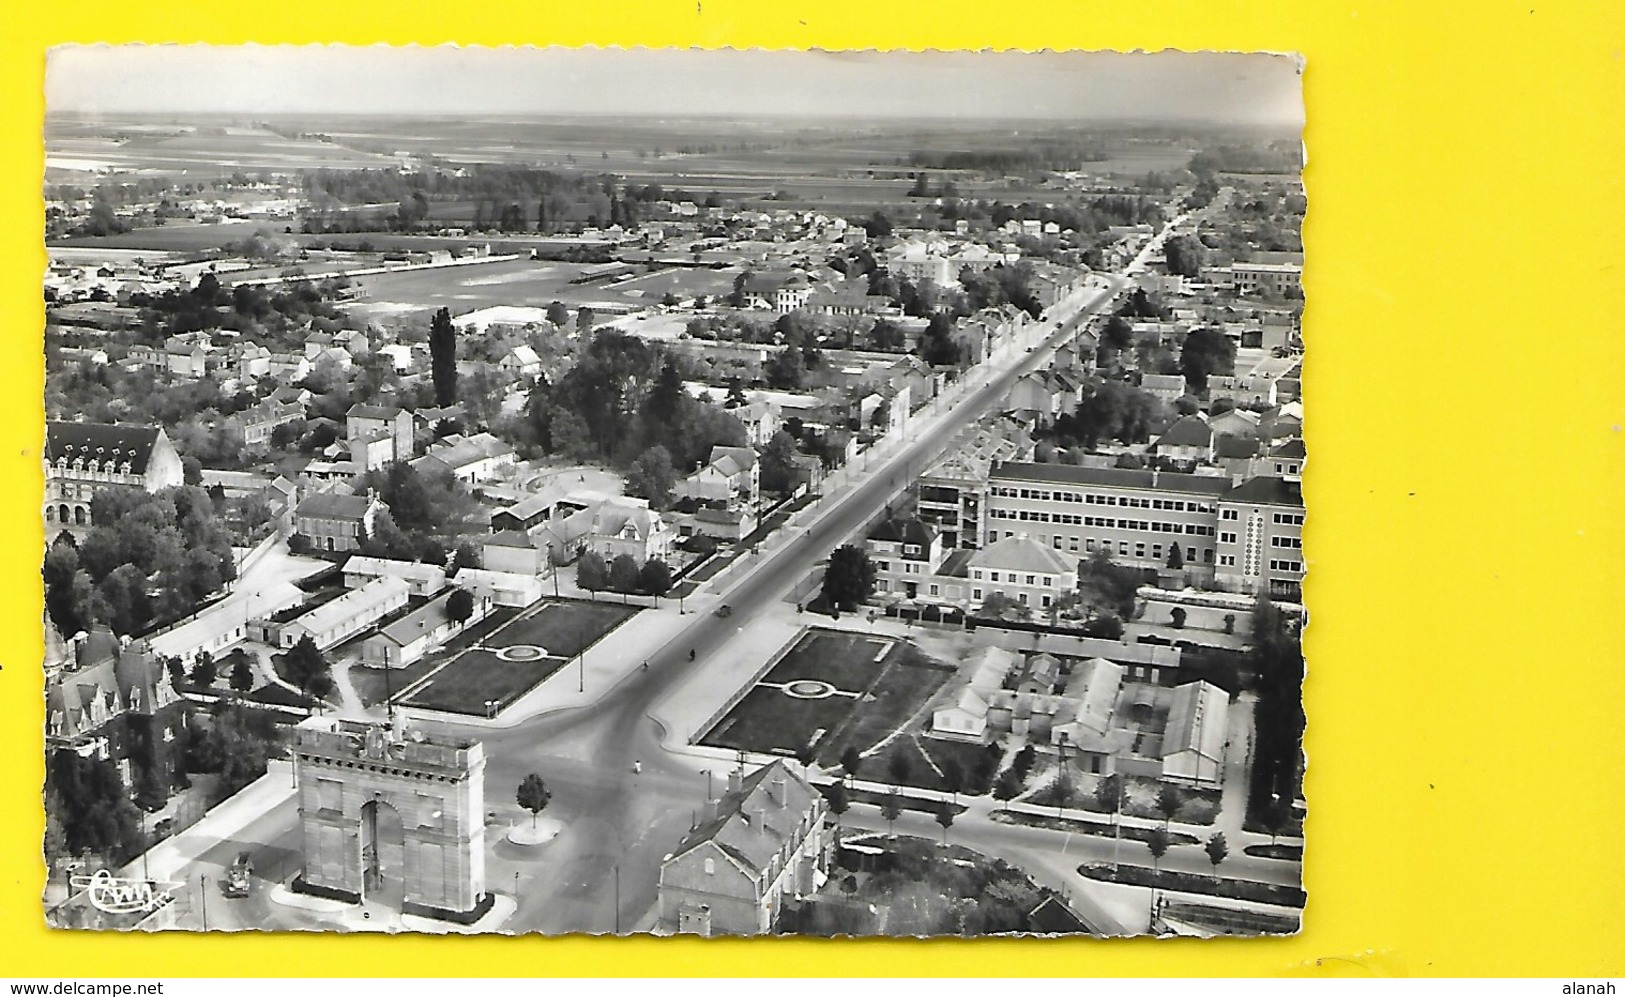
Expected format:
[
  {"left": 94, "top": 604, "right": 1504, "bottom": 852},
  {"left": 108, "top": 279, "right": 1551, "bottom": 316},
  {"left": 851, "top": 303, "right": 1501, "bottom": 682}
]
[
  {"left": 825, "top": 781, "right": 850, "bottom": 845},
  {"left": 821, "top": 545, "right": 876, "bottom": 612},
  {"left": 517, "top": 773, "right": 551, "bottom": 828},
  {"left": 576, "top": 550, "right": 610, "bottom": 594},
  {"left": 935, "top": 800, "right": 956, "bottom": 845},
  {"left": 282, "top": 635, "right": 333, "bottom": 702},
  {"left": 637, "top": 558, "right": 673, "bottom": 598},
  {"left": 608, "top": 554, "right": 642, "bottom": 594},
  {"left": 229, "top": 655, "right": 255, "bottom": 694},
  {"left": 626, "top": 445, "right": 677, "bottom": 510},
  {"left": 1204, "top": 832, "right": 1229, "bottom": 879},
  {"left": 446, "top": 588, "right": 476, "bottom": 625},
  {"left": 1179, "top": 327, "right": 1236, "bottom": 395},
  {"left": 840, "top": 745, "right": 863, "bottom": 787},
  {"left": 880, "top": 793, "right": 902, "bottom": 837},
  {"left": 429, "top": 306, "right": 459, "bottom": 406},
  {"left": 758, "top": 430, "right": 800, "bottom": 496}
]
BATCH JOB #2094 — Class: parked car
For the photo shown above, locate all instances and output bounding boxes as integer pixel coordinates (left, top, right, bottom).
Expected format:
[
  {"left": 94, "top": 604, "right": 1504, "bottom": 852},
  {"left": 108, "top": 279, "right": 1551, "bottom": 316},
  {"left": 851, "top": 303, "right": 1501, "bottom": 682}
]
[
  {"left": 221, "top": 852, "right": 253, "bottom": 898},
  {"left": 714, "top": 604, "right": 732, "bottom": 618}
]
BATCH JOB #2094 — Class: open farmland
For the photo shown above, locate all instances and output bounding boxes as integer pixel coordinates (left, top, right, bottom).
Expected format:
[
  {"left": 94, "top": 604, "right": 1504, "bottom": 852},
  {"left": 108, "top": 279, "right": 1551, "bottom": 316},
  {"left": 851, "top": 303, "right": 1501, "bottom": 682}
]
[
  {"left": 45, "top": 120, "right": 400, "bottom": 179},
  {"left": 342, "top": 257, "right": 642, "bottom": 320}
]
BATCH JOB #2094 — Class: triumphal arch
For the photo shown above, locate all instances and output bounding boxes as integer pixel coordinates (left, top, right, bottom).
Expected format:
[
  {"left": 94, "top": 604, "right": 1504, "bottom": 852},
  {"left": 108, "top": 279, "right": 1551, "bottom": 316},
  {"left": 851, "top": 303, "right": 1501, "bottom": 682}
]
[{"left": 291, "top": 716, "right": 491, "bottom": 923}]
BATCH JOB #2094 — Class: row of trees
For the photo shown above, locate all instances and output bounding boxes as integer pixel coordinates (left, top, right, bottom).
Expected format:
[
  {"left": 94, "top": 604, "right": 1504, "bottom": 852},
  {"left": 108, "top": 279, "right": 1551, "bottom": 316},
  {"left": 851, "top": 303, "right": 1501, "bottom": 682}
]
[{"left": 576, "top": 552, "right": 674, "bottom": 599}]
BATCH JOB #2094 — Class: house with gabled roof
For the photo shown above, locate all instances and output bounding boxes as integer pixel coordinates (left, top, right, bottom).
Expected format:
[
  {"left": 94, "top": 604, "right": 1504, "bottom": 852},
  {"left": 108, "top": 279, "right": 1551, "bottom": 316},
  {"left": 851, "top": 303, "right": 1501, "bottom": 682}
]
[
  {"left": 1161, "top": 680, "right": 1231, "bottom": 787},
  {"left": 967, "top": 535, "right": 1078, "bottom": 612},
  {"left": 678, "top": 445, "right": 760, "bottom": 507},
  {"left": 657, "top": 760, "right": 831, "bottom": 936},
  {"left": 1153, "top": 415, "right": 1215, "bottom": 467},
  {"left": 294, "top": 488, "right": 384, "bottom": 553},
  {"left": 411, "top": 432, "right": 516, "bottom": 484},
  {"left": 498, "top": 345, "right": 543, "bottom": 377},
  {"left": 931, "top": 646, "right": 1016, "bottom": 741}
]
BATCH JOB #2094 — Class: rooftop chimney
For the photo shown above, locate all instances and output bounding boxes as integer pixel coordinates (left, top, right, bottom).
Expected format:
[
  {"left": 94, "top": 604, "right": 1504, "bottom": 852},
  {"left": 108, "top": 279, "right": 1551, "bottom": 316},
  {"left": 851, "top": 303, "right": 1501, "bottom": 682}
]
[
  {"left": 773, "top": 778, "right": 787, "bottom": 808},
  {"left": 703, "top": 798, "right": 719, "bottom": 823},
  {"left": 728, "top": 769, "right": 743, "bottom": 795}
]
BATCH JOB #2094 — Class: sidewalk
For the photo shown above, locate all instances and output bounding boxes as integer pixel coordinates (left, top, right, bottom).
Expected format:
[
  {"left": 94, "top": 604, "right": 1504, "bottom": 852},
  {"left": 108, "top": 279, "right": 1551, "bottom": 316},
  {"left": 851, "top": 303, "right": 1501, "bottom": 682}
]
[{"left": 116, "top": 760, "right": 299, "bottom": 887}]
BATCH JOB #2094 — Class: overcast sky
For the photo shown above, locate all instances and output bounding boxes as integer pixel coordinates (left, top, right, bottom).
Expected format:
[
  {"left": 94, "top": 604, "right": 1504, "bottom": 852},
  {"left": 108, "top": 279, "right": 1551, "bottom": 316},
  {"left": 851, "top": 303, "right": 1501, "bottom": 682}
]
[{"left": 47, "top": 46, "right": 1302, "bottom": 126}]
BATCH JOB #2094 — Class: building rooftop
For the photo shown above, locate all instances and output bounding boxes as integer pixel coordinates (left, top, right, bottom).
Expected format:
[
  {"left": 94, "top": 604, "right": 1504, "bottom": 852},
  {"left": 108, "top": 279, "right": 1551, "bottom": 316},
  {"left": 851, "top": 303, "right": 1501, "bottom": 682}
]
[
  {"left": 45, "top": 421, "right": 164, "bottom": 475},
  {"left": 1222, "top": 475, "right": 1304, "bottom": 508},
  {"left": 969, "top": 534, "right": 1075, "bottom": 575},
  {"left": 991, "top": 461, "right": 1234, "bottom": 496},
  {"left": 297, "top": 490, "right": 373, "bottom": 521},
  {"left": 287, "top": 576, "right": 410, "bottom": 636},
  {"left": 1156, "top": 415, "right": 1215, "bottom": 449},
  {"left": 868, "top": 516, "right": 934, "bottom": 548},
  {"left": 666, "top": 760, "right": 820, "bottom": 878}
]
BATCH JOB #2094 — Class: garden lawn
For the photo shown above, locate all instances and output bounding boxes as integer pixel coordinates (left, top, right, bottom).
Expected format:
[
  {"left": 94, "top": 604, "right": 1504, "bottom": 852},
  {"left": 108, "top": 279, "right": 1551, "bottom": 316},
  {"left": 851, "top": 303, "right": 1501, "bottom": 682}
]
[
  {"left": 699, "top": 687, "right": 855, "bottom": 757},
  {"left": 816, "top": 645, "right": 954, "bottom": 755},
  {"left": 349, "top": 658, "right": 443, "bottom": 708},
  {"left": 400, "top": 650, "right": 567, "bottom": 715},
  {"left": 763, "top": 630, "right": 898, "bottom": 690},
  {"left": 509, "top": 600, "right": 638, "bottom": 658}
]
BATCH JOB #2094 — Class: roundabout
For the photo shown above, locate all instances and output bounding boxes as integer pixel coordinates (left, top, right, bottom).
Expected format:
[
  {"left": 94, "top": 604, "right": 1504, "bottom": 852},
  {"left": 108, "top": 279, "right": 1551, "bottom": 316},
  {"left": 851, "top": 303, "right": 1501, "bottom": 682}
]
[
  {"left": 493, "top": 644, "right": 549, "bottom": 662},
  {"left": 506, "top": 817, "right": 564, "bottom": 847},
  {"left": 782, "top": 679, "right": 838, "bottom": 700}
]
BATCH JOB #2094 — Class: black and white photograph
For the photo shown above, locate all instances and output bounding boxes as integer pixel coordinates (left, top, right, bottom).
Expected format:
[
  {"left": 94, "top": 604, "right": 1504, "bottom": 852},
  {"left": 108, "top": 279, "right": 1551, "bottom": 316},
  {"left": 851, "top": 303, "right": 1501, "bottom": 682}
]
[{"left": 39, "top": 46, "right": 1306, "bottom": 938}]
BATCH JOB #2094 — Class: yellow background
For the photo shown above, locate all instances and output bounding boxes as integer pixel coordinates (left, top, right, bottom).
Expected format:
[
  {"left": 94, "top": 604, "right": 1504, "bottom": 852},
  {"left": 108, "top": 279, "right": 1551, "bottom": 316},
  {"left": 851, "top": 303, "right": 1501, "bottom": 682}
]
[{"left": 4, "top": 0, "right": 1624, "bottom": 978}]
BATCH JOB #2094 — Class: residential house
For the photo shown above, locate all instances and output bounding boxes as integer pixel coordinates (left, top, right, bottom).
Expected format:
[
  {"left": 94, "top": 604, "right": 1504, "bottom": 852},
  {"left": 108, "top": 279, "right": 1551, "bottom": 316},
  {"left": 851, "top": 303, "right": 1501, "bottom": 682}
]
[
  {"left": 412, "top": 433, "right": 516, "bottom": 484},
  {"left": 1208, "top": 407, "right": 1262, "bottom": 440},
  {"left": 678, "top": 445, "right": 760, "bottom": 507},
  {"left": 658, "top": 761, "right": 831, "bottom": 936},
  {"left": 1140, "top": 373, "right": 1188, "bottom": 404},
  {"left": 1257, "top": 438, "right": 1306, "bottom": 479},
  {"left": 740, "top": 272, "right": 813, "bottom": 314},
  {"left": 539, "top": 495, "right": 675, "bottom": 567},
  {"left": 345, "top": 404, "right": 416, "bottom": 470},
  {"left": 886, "top": 355, "right": 939, "bottom": 408},
  {"left": 44, "top": 421, "right": 185, "bottom": 530},
  {"left": 966, "top": 535, "right": 1079, "bottom": 612},
  {"left": 268, "top": 352, "right": 312, "bottom": 384},
  {"left": 294, "top": 488, "right": 383, "bottom": 553},
  {"left": 498, "top": 345, "right": 544, "bottom": 378},
  {"left": 240, "top": 400, "right": 304, "bottom": 449},
  {"left": 1152, "top": 415, "right": 1215, "bottom": 468},
  {"left": 865, "top": 516, "right": 944, "bottom": 600},
  {"left": 1230, "top": 260, "right": 1302, "bottom": 297},
  {"left": 163, "top": 333, "right": 212, "bottom": 378},
  {"left": 235, "top": 344, "right": 272, "bottom": 381}
]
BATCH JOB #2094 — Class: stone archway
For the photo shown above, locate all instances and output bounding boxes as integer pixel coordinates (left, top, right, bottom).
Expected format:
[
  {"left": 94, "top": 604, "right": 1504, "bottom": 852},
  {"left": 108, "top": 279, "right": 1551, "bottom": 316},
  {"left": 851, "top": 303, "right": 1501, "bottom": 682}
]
[
  {"left": 291, "top": 720, "right": 492, "bottom": 924},
  {"left": 360, "top": 798, "right": 405, "bottom": 910}
]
